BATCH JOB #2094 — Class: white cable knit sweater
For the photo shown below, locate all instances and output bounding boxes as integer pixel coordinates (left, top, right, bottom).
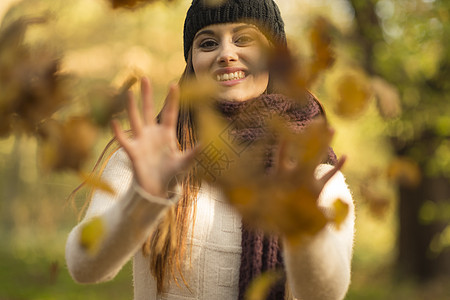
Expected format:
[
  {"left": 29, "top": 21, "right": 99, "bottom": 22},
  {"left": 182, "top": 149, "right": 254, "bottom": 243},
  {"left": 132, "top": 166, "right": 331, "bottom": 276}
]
[{"left": 65, "top": 149, "right": 355, "bottom": 300}]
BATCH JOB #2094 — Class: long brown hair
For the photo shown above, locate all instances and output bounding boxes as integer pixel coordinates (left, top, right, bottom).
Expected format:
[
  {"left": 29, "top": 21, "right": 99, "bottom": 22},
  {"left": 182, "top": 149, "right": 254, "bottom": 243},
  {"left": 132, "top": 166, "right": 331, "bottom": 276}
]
[{"left": 144, "top": 48, "right": 201, "bottom": 293}]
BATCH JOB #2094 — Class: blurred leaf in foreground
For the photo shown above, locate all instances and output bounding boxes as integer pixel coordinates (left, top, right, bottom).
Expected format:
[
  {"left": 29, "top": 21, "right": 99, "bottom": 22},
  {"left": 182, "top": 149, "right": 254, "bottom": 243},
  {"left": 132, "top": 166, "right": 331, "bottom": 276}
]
[
  {"left": 79, "top": 171, "right": 116, "bottom": 195},
  {"left": 38, "top": 117, "right": 99, "bottom": 172},
  {"left": 197, "top": 110, "right": 347, "bottom": 244},
  {"left": 80, "top": 216, "right": 105, "bottom": 255},
  {"left": 332, "top": 198, "right": 349, "bottom": 230},
  {"left": 0, "top": 16, "right": 71, "bottom": 136},
  {"left": 244, "top": 270, "right": 282, "bottom": 300},
  {"left": 90, "top": 77, "right": 137, "bottom": 127},
  {"left": 387, "top": 157, "right": 422, "bottom": 188},
  {"left": 268, "top": 17, "right": 335, "bottom": 103},
  {"left": 333, "top": 71, "right": 372, "bottom": 118}
]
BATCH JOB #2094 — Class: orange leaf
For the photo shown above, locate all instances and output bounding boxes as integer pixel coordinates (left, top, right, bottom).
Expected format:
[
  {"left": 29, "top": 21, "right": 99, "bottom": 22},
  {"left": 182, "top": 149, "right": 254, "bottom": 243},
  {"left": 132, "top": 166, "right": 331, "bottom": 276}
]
[{"left": 79, "top": 171, "right": 115, "bottom": 195}]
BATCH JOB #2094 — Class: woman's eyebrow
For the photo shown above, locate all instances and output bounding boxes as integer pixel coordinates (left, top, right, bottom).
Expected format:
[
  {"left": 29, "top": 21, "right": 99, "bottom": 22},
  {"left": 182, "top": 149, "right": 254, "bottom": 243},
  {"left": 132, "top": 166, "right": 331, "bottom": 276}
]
[
  {"left": 194, "top": 29, "right": 215, "bottom": 39},
  {"left": 233, "top": 24, "right": 258, "bottom": 33}
]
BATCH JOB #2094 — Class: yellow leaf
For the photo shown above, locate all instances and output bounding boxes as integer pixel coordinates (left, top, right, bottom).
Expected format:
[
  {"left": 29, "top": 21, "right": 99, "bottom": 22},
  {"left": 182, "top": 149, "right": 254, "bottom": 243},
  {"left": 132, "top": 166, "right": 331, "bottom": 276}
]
[
  {"left": 309, "top": 17, "right": 335, "bottom": 76},
  {"left": 332, "top": 198, "right": 349, "bottom": 230},
  {"left": 79, "top": 171, "right": 116, "bottom": 195},
  {"left": 387, "top": 157, "right": 421, "bottom": 187},
  {"left": 80, "top": 217, "right": 105, "bottom": 255},
  {"left": 245, "top": 270, "right": 282, "bottom": 300},
  {"left": 334, "top": 72, "right": 372, "bottom": 118}
]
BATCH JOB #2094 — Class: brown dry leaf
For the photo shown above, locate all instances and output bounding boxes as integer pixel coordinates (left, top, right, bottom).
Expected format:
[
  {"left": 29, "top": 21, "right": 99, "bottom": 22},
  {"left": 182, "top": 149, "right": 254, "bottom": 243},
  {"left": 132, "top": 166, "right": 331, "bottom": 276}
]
[
  {"left": 290, "top": 117, "right": 333, "bottom": 173},
  {"left": 334, "top": 72, "right": 372, "bottom": 118},
  {"left": 371, "top": 76, "right": 402, "bottom": 119},
  {"left": 79, "top": 171, "right": 116, "bottom": 195},
  {"left": 267, "top": 46, "right": 309, "bottom": 104},
  {"left": 387, "top": 157, "right": 421, "bottom": 187},
  {"left": 202, "top": 115, "right": 332, "bottom": 244},
  {"left": 90, "top": 77, "right": 137, "bottom": 127},
  {"left": 360, "top": 184, "right": 391, "bottom": 219},
  {"left": 332, "top": 198, "right": 349, "bottom": 230},
  {"left": 179, "top": 76, "right": 218, "bottom": 106},
  {"left": 267, "top": 18, "right": 335, "bottom": 103},
  {"left": 38, "top": 117, "right": 99, "bottom": 172},
  {"left": 308, "top": 17, "right": 335, "bottom": 82},
  {"left": 0, "top": 17, "right": 71, "bottom": 137},
  {"left": 244, "top": 270, "right": 282, "bottom": 300},
  {"left": 277, "top": 187, "right": 328, "bottom": 245},
  {"left": 80, "top": 216, "right": 105, "bottom": 255}
]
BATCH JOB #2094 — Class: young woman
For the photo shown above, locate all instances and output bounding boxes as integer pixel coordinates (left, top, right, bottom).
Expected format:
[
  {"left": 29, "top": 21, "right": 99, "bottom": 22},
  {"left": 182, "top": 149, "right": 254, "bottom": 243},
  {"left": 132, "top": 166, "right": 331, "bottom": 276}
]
[{"left": 65, "top": 0, "right": 355, "bottom": 299}]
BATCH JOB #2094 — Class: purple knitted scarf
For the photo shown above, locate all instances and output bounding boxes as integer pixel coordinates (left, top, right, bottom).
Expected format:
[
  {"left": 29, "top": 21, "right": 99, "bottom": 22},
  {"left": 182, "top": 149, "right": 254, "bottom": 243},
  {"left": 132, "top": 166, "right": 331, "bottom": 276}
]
[{"left": 214, "top": 92, "right": 337, "bottom": 300}]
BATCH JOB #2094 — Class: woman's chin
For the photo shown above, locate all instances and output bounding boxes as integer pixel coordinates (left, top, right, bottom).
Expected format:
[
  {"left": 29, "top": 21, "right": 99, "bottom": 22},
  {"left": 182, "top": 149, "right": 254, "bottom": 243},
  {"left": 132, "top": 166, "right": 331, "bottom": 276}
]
[{"left": 214, "top": 89, "right": 261, "bottom": 102}]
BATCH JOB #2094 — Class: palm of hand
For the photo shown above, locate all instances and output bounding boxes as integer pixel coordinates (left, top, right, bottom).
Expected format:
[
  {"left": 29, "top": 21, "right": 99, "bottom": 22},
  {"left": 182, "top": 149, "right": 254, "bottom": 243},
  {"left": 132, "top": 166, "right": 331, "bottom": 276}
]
[{"left": 112, "top": 78, "right": 196, "bottom": 198}]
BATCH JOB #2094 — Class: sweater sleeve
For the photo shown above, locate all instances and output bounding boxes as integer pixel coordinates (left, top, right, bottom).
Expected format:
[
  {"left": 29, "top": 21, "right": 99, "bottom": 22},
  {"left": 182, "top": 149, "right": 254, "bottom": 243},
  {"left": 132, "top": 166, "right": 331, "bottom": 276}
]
[
  {"left": 65, "top": 149, "right": 181, "bottom": 284},
  {"left": 283, "top": 164, "right": 355, "bottom": 300}
]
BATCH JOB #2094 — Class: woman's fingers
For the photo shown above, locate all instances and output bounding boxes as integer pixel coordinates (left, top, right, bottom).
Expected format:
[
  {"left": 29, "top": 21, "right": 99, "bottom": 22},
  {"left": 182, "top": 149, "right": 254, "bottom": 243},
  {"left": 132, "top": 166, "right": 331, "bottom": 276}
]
[
  {"left": 111, "top": 120, "right": 131, "bottom": 154},
  {"left": 127, "top": 90, "right": 143, "bottom": 136},
  {"left": 141, "top": 77, "right": 155, "bottom": 125},
  {"left": 160, "top": 84, "right": 180, "bottom": 129}
]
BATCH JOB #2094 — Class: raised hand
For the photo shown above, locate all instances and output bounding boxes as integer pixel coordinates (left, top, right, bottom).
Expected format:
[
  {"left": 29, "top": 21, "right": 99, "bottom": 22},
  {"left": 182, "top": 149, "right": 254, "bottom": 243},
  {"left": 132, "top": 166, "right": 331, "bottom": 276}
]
[{"left": 112, "top": 77, "right": 197, "bottom": 198}]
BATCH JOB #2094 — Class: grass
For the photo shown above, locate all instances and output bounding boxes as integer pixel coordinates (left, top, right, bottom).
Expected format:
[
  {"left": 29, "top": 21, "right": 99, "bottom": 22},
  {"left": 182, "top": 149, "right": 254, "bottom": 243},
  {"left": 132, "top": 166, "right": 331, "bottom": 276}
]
[{"left": 0, "top": 230, "right": 132, "bottom": 300}]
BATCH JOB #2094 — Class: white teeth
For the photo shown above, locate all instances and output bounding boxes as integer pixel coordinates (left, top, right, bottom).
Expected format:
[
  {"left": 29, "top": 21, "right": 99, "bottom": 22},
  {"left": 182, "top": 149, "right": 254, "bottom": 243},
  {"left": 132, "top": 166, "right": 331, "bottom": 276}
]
[{"left": 217, "top": 71, "right": 245, "bottom": 81}]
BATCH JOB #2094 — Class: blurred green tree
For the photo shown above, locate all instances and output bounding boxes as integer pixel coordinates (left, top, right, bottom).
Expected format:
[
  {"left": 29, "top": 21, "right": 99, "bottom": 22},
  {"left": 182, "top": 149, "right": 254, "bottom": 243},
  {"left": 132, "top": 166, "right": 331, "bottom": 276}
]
[{"left": 347, "top": 0, "right": 450, "bottom": 280}]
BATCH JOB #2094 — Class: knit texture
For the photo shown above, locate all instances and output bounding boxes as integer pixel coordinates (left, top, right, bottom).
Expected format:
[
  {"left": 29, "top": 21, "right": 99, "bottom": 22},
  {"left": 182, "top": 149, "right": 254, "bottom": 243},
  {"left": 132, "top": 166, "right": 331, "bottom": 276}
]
[
  {"left": 183, "top": 0, "right": 287, "bottom": 61},
  {"left": 214, "top": 92, "right": 337, "bottom": 299}
]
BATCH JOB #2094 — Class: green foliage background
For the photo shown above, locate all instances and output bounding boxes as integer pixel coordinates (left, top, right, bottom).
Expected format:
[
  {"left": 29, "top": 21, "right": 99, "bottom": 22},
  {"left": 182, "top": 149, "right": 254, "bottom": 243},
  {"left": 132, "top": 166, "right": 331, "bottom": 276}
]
[{"left": 0, "top": 0, "right": 448, "bottom": 299}]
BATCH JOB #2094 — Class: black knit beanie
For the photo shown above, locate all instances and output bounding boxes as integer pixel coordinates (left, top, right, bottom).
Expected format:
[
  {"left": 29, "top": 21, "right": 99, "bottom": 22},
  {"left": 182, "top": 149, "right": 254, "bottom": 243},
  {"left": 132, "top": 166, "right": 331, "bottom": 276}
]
[{"left": 183, "top": 0, "right": 287, "bottom": 61}]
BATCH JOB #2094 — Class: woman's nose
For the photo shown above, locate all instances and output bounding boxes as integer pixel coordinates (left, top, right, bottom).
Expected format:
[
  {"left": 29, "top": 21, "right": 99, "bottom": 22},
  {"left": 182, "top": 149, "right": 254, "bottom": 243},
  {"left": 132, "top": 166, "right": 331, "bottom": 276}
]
[{"left": 217, "top": 42, "right": 238, "bottom": 64}]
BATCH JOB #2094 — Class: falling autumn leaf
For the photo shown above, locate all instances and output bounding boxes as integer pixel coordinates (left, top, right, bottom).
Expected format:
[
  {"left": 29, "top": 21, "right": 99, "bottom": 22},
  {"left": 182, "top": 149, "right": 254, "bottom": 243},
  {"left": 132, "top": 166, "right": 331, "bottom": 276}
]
[
  {"left": 38, "top": 117, "right": 99, "bottom": 172},
  {"left": 90, "top": 77, "right": 137, "bottom": 127},
  {"left": 308, "top": 17, "right": 336, "bottom": 80},
  {"left": 334, "top": 72, "right": 372, "bottom": 118},
  {"left": 0, "top": 16, "right": 71, "bottom": 136},
  {"left": 80, "top": 216, "right": 105, "bottom": 254},
  {"left": 244, "top": 270, "right": 282, "bottom": 300},
  {"left": 179, "top": 76, "right": 218, "bottom": 106},
  {"left": 332, "top": 198, "right": 349, "bottom": 230},
  {"left": 360, "top": 184, "right": 391, "bottom": 219},
  {"left": 267, "top": 17, "right": 336, "bottom": 103},
  {"left": 79, "top": 171, "right": 116, "bottom": 195},
  {"left": 195, "top": 102, "right": 340, "bottom": 244},
  {"left": 387, "top": 157, "right": 421, "bottom": 187}
]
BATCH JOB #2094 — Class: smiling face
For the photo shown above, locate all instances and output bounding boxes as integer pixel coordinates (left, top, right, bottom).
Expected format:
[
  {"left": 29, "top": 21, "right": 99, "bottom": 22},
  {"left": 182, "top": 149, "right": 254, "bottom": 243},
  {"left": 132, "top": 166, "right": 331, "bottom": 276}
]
[{"left": 191, "top": 23, "right": 271, "bottom": 102}]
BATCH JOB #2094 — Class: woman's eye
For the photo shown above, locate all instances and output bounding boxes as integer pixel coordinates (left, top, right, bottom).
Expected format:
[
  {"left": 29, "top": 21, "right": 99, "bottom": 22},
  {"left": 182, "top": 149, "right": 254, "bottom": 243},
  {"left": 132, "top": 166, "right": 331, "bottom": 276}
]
[
  {"left": 235, "top": 35, "right": 254, "bottom": 45},
  {"left": 199, "top": 40, "right": 218, "bottom": 49}
]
